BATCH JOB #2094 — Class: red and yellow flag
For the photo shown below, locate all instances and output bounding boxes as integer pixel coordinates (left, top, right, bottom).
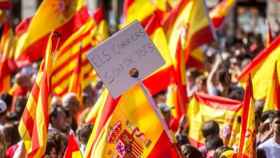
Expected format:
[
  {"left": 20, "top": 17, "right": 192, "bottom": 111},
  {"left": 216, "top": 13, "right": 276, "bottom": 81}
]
[
  {"left": 18, "top": 34, "right": 54, "bottom": 158},
  {"left": 123, "top": 0, "right": 168, "bottom": 27},
  {"left": 238, "top": 77, "right": 256, "bottom": 158},
  {"left": 63, "top": 132, "right": 83, "bottom": 158},
  {"left": 52, "top": 7, "right": 108, "bottom": 97},
  {"left": 210, "top": 0, "right": 235, "bottom": 29},
  {"left": 164, "top": 0, "right": 215, "bottom": 61},
  {"left": 0, "top": 22, "right": 16, "bottom": 94},
  {"left": 86, "top": 84, "right": 180, "bottom": 158},
  {"left": 187, "top": 93, "right": 242, "bottom": 147},
  {"left": 263, "top": 62, "right": 280, "bottom": 112},
  {"left": 238, "top": 35, "right": 280, "bottom": 99},
  {"left": 16, "top": 0, "right": 90, "bottom": 67}
]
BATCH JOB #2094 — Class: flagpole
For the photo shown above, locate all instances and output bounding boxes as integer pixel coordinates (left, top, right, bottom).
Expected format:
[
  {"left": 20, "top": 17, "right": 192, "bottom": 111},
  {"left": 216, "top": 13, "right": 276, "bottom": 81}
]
[{"left": 128, "top": 68, "right": 175, "bottom": 143}]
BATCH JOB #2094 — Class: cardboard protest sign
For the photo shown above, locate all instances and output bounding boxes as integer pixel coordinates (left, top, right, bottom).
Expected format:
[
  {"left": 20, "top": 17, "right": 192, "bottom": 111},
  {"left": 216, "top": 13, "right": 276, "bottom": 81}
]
[{"left": 87, "top": 21, "right": 164, "bottom": 98}]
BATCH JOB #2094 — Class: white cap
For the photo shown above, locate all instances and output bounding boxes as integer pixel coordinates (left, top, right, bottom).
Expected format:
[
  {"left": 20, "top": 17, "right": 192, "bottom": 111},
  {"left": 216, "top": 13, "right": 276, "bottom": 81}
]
[{"left": 0, "top": 100, "right": 7, "bottom": 114}]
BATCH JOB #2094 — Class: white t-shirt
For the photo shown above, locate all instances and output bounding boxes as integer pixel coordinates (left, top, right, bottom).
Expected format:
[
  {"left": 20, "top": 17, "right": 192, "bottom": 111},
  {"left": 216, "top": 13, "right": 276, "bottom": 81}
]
[{"left": 258, "top": 137, "right": 280, "bottom": 158}]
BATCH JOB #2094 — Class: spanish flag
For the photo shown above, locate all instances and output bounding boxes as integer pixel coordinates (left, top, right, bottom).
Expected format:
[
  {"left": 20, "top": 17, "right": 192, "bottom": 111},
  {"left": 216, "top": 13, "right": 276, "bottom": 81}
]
[
  {"left": 63, "top": 132, "right": 83, "bottom": 158},
  {"left": 143, "top": 14, "right": 175, "bottom": 95},
  {"left": 123, "top": 0, "right": 167, "bottom": 26},
  {"left": 18, "top": 34, "right": 54, "bottom": 158},
  {"left": 164, "top": 0, "right": 215, "bottom": 61},
  {"left": 187, "top": 93, "right": 242, "bottom": 147},
  {"left": 86, "top": 84, "right": 180, "bottom": 158},
  {"left": 0, "top": 22, "right": 16, "bottom": 94},
  {"left": 238, "top": 35, "right": 280, "bottom": 100},
  {"left": 210, "top": 0, "right": 235, "bottom": 29},
  {"left": 263, "top": 62, "right": 280, "bottom": 112},
  {"left": 16, "top": 0, "right": 90, "bottom": 67},
  {"left": 238, "top": 77, "right": 256, "bottom": 158}
]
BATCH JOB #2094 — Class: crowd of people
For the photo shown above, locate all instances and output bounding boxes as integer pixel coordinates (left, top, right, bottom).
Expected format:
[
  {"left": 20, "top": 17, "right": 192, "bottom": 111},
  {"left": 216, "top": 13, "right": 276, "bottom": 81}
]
[{"left": 0, "top": 1, "right": 280, "bottom": 157}]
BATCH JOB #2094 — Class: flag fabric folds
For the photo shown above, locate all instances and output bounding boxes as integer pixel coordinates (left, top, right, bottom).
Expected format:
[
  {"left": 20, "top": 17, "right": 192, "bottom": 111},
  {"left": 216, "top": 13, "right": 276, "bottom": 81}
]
[
  {"left": 16, "top": 0, "right": 90, "bottom": 67},
  {"left": 63, "top": 132, "right": 83, "bottom": 158},
  {"left": 238, "top": 35, "right": 280, "bottom": 99},
  {"left": 85, "top": 85, "right": 180, "bottom": 158},
  {"left": 0, "top": 0, "right": 12, "bottom": 9},
  {"left": 263, "top": 62, "right": 280, "bottom": 112},
  {"left": 187, "top": 92, "right": 242, "bottom": 147},
  {"left": 18, "top": 34, "right": 54, "bottom": 158},
  {"left": 210, "top": 0, "right": 235, "bottom": 29},
  {"left": 238, "top": 77, "right": 256, "bottom": 158},
  {"left": 0, "top": 22, "right": 16, "bottom": 94}
]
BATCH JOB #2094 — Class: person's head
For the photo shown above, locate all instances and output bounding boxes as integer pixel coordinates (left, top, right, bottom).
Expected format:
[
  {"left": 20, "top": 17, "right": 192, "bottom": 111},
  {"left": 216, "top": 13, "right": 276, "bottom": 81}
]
[
  {"left": 3, "top": 123, "right": 20, "bottom": 147},
  {"left": 195, "top": 75, "right": 207, "bottom": 93},
  {"left": 180, "top": 144, "right": 203, "bottom": 158},
  {"left": 46, "top": 131, "right": 67, "bottom": 158},
  {"left": 50, "top": 106, "right": 68, "bottom": 133},
  {"left": 153, "top": 90, "right": 167, "bottom": 104},
  {"left": 228, "top": 87, "right": 244, "bottom": 101},
  {"left": 202, "top": 120, "right": 220, "bottom": 138},
  {"left": 259, "top": 110, "right": 274, "bottom": 133},
  {"left": 62, "top": 93, "right": 80, "bottom": 114},
  {"left": 0, "top": 99, "right": 7, "bottom": 123},
  {"left": 158, "top": 103, "right": 172, "bottom": 123},
  {"left": 272, "top": 110, "right": 280, "bottom": 137},
  {"left": 77, "top": 124, "right": 93, "bottom": 145},
  {"left": 15, "top": 73, "right": 32, "bottom": 89},
  {"left": 0, "top": 93, "right": 12, "bottom": 109},
  {"left": 14, "top": 96, "right": 27, "bottom": 118},
  {"left": 205, "top": 135, "right": 224, "bottom": 151}
]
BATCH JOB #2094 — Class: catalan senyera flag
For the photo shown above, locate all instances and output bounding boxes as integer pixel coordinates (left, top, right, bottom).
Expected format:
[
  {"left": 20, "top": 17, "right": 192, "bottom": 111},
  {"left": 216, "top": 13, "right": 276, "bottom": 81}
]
[
  {"left": 86, "top": 84, "right": 180, "bottom": 158},
  {"left": 18, "top": 34, "right": 54, "bottom": 158},
  {"left": 263, "top": 62, "right": 280, "bottom": 112},
  {"left": 0, "top": 22, "right": 16, "bottom": 94},
  {"left": 52, "top": 7, "right": 108, "bottom": 97},
  {"left": 238, "top": 35, "right": 280, "bottom": 100},
  {"left": 238, "top": 77, "right": 256, "bottom": 158},
  {"left": 16, "top": 0, "right": 90, "bottom": 67},
  {"left": 187, "top": 93, "right": 242, "bottom": 147},
  {"left": 164, "top": 0, "right": 215, "bottom": 61},
  {"left": 63, "top": 132, "right": 83, "bottom": 158},
  {"left": 210, "top": 0, "right": 235, "bottom": 29},
  {"left": 0, "top": 0, "right": 12, "bottom": 9}
]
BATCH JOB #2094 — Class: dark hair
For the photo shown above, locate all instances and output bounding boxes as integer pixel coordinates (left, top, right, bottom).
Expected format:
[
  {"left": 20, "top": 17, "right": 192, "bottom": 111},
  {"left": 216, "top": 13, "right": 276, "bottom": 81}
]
[
  {"left": 46, "top": 131, "right": 67, "bottom": 156},
  {"left": 3, "top": 123, "right": 20, "bottom": 147},
  {"left": 202, "top": 120, "right": 220, "bottom": 138},
  {"left": 0, "top": 93, "right": 12, "bottom": 108},
  {"left": 15, "top": 96, "right": 28, "bottom": 117},
  {"left": 213, "top": 146, "right": 233, "bottom": 158},
  {"left": 261, "top": 110, "right": 275, "bottom": 122},
  {"left": 205, "top": 135, "right": 224, "bottom": 151},
  {"left": 77, "top": 124, "right": 93, "bottom": 144},
  {"left": 50, "top": 106, "right": 66, "bottom": 125},
  {"left": 272, "top": 110, "right": 280, "bottom": 121},
  {"left": 181, "top": 144, "right": 203, "bottom": 158}
]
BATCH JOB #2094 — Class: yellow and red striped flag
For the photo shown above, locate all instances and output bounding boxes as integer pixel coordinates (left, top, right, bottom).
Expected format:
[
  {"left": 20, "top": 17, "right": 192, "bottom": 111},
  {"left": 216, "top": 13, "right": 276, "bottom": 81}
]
[
  {"left": 210, "top": 0, "right": 235, "bottom": 29},
  {"left": 238, "top": 35, "right": 280, "bottom": 100},
  {"left": 238, "top": 76, "right": 256, "bottom": 158},
  {"left": 0, "top": 22, "right": 16, "bottom": 94},
  {"left": 164, "top": 0, "right": 215, "bottom": 61},
  {"left": 52, "top": 7, "right": 108, "bottom": 97},
  {"left": 263, "top": 62, "right": 280, "bottom": 112},
  {"left": 16, "top": 0, "right": 90, "bottom": 67},
  {"left": 86, "top": 84, "right": 180, "bottom": 158},
  {"left": 18, "top": 33, "right": 54, "bottom": 158},
  {"left": 187, "top": 92, "right": 242, "bottom": 147},
  {"left": 63, "top": 132, "right": 83, "bottom": 158}
]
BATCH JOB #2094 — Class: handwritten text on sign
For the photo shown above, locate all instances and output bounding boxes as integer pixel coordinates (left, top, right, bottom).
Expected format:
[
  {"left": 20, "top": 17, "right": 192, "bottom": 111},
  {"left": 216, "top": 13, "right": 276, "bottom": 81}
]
[{"left": 87, "top": 21, "right": 164, "bottom": 98}]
